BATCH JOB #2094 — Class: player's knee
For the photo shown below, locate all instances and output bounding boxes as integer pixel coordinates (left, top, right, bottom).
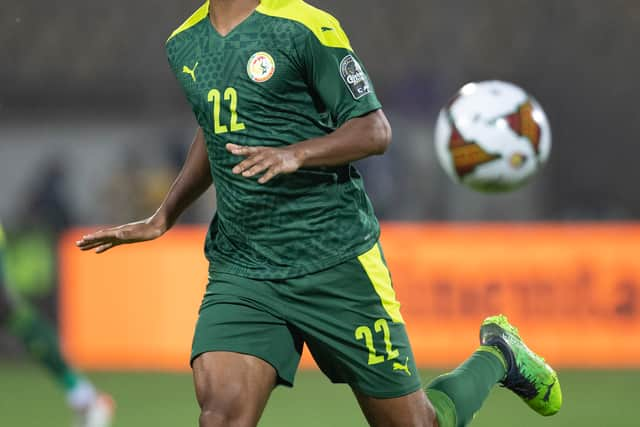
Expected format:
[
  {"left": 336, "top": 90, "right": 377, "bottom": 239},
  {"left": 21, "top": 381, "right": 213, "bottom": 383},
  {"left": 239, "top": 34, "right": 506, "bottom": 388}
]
[
  {"left": 196, "top": 379, "right": 247, "bottom": 426},
  {"left": 198, "top": 399, "right": 241, "bottom": 427},
  {"left": 199, "top": 407, "right": 230, "bottom": 427},
  {"left": 410, "top": 392, "right": 439, "bottom": 427},
  {"left": 423, "top": 398, "right": 439, "bottom": 427}
]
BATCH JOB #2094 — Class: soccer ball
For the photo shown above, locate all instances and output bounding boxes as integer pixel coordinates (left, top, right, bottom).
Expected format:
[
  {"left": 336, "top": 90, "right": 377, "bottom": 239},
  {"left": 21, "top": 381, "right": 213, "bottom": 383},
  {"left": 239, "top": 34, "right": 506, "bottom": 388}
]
[{"left": 434, "top": 81, "right": 551, "bottom": 192}]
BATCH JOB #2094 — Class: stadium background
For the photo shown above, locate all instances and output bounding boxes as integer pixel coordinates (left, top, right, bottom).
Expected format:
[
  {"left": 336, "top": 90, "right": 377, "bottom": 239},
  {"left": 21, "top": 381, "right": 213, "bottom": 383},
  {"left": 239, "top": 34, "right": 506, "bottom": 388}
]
[{"left": 0, "top": 0, "right": 638, "bottom": 425}]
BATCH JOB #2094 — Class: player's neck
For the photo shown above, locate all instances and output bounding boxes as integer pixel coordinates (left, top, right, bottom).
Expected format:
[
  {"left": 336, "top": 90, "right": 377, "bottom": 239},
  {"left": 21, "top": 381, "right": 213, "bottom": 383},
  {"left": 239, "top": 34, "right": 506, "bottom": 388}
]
[{"left": 209, "top": 0, "right": 260, "bottom": 37}]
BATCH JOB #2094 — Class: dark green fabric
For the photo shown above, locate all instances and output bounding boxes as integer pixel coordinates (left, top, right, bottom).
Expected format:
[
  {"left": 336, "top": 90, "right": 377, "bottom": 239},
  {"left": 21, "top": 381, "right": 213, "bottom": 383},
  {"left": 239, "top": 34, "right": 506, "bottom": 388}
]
[
  {"left": 166, "top": 8, "right": 382, "bottom": 279},
  {"left": 426, "top": 350, "right": 506, "bottom": 427},
  {"left": 426, "top": 389, "right": 458, "bottom": 427},
  {"left": 192, "top": 250, "right": 421, "bottom": 398},
  {"left": 6, "top": 302, "right": 80, "bottom": 391}
]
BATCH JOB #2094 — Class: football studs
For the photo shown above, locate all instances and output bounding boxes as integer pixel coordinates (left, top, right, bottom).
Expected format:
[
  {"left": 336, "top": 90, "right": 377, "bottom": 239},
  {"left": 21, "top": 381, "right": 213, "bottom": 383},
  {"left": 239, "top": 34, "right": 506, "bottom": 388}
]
[{"left": 247, "top": 52, "right": 276, "bottom": 83}]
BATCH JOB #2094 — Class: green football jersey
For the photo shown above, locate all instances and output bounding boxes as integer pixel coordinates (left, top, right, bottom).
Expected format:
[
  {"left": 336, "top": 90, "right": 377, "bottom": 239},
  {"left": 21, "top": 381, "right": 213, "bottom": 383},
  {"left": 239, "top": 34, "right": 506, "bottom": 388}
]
[{"left": 166, "top": 0, "right": 383, "bottom": 279}]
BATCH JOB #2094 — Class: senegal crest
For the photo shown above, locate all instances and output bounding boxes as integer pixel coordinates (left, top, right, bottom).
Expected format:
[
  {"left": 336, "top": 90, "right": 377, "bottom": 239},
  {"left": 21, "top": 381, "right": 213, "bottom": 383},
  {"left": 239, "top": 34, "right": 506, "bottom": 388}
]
[{"left": 247, "top": 52, "right": 276, "bottom": 83}]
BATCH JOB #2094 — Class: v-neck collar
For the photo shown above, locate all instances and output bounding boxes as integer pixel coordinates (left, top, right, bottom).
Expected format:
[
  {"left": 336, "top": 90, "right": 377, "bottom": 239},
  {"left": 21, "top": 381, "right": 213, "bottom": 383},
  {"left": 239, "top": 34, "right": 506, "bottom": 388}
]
[{"left": 207, "top": 2, "right": 260, "bottom": 39}]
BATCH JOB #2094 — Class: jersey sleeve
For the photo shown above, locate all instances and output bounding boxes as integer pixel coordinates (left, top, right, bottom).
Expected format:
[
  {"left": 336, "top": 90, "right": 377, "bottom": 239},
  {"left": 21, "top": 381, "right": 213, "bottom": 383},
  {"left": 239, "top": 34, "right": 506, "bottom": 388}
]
[
  {"left": 165, "top": 39, "right": 180, "bottom": 78},
  {"left": 300, "top": 29, "right": 382, "bottom": 127}
]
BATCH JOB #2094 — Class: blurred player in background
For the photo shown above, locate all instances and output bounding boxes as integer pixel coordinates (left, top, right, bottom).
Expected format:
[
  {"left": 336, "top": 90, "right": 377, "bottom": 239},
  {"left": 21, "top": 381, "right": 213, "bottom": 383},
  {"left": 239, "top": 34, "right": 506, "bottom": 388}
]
[
  {"left": 0, "top": 224, "right": 114, "bottom": 427},
  {"left": 78, "top": 1, "right": 561, "bottom": 426}
]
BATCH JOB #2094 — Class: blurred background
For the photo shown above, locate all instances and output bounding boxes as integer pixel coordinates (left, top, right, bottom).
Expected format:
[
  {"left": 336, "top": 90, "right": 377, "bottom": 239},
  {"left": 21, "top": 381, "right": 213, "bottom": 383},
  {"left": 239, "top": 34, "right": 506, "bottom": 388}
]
[{"left": 1, "top": 0, "right": 639, "bottom": 426}]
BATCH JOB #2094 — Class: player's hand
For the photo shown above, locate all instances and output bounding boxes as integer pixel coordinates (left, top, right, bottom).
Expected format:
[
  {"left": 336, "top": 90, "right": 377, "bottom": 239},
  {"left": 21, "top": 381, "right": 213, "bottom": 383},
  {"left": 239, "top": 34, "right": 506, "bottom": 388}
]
[
  {"left": 76, "top": 218, "right": 167, "bottom": 254},
  {"left": 227, "top": 143, "right": 304, "bottom": 184}
]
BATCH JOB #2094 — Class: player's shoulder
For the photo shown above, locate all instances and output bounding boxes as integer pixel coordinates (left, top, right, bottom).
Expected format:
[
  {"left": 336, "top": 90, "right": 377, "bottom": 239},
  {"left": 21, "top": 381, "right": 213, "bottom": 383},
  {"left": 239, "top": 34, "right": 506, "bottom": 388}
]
[
  {"left": 257, "top": 0, "right": 352, "bottom": 51},
  {"left": 166, "top": 1, "right": 210, "bottom": 46}
]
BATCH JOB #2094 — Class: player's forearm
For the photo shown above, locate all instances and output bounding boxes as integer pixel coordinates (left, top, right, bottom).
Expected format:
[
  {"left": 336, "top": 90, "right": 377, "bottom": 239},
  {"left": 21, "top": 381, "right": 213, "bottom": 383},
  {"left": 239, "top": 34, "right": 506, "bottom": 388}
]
[
  {"left": 293, "top": 109, "right": 392, "bottom": 167},
  {"left": 152, "top": 128, "right": 212, "bottom": 231}
]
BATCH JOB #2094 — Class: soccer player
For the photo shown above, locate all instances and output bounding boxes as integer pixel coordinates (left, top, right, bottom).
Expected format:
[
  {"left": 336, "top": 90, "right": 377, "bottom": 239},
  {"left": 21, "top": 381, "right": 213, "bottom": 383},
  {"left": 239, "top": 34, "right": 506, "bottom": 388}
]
[
  {"left": 77, "top": 1, "right": 562, "bottom": 426},
  {"left": 0, "top": 224, "right": 114, "bottom": 427}
]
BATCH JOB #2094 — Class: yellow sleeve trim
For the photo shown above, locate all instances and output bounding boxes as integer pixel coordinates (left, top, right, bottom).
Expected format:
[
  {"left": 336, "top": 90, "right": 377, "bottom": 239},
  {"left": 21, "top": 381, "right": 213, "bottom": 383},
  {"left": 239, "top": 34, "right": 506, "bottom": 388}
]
[
  {"left": 257, "top": 0, "right": 353, "bottom": 51},
  {"left": 358, "top": 244, "right": 405, "bottom": 324},
  {"left": 167, "top": 1, "right": 210, "bottom": 42}
]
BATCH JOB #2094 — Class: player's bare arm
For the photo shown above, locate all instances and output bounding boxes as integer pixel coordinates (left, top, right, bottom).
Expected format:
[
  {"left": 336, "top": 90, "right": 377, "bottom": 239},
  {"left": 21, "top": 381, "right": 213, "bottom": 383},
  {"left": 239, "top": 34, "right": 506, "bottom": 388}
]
[
  {"left": 228, "top": 109, "right": 391, "bottom": 184},
  {"left": 77, "top": 127, "right": 211, "bottom": 253}
]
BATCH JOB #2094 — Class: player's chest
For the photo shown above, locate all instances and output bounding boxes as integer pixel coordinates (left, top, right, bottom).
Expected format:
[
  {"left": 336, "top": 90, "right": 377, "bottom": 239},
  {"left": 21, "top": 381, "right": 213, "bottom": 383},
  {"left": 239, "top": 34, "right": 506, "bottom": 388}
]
[{"left": 175, "top": 36, "right": 303, "bottom": 111}]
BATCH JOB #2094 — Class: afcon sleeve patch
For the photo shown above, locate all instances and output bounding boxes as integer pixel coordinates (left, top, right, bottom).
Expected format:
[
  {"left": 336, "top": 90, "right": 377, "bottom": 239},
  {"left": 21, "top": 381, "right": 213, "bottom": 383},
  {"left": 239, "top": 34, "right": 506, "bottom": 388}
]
[{"left": 339, "top": 55, "right": 371, "bottom": 100}]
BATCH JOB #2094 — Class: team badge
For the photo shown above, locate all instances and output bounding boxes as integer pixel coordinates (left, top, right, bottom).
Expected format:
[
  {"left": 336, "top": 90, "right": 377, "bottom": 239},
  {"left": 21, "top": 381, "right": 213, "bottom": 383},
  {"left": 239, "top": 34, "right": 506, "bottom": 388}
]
[
  {"left": 340, "top": 55, "right": 371, "bottom": 99},
  {"left": 247, "top": 52, "right": 276, "bottom": 83}
]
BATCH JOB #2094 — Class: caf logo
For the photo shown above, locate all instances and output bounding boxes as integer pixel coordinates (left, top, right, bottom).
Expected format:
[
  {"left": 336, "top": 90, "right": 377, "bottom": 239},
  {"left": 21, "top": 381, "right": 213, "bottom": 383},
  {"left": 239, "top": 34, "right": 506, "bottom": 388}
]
[{"left": 247, "top": 52, "right": 276, "bottom": 83}]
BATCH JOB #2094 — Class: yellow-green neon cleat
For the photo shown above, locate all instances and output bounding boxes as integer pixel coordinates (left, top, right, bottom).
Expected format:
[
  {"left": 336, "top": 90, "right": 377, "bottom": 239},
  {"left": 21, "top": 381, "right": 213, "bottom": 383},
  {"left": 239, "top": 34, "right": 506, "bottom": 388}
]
[{"left": 480, "top": 314, "right": 562, "bottom": 416}]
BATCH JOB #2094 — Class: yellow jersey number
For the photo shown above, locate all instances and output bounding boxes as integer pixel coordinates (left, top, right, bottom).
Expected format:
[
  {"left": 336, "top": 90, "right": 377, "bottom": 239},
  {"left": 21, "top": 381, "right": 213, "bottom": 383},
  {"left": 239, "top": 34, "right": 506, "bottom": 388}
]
[
  {"left": 207, "top": 87, "right": 246, "bottom": 134},
  {"left": 355, "top": 318, "right": 400, "bottom": 366}
]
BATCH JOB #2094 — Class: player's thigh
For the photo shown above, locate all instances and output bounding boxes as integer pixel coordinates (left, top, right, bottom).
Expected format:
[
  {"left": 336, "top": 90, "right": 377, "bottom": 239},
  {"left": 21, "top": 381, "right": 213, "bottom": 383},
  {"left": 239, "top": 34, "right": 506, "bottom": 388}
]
[
  {"left": 354, "top": 389, "right": 437, "bottom": 427},
  {"left": 192, "top": 274, "right": 304, "bottom": 387},
  {"left": 193, "top": 351, "right": 277, "bottom": 426},
  {"left": 191, "top": 273, "right": 304, "bottom": 425}
]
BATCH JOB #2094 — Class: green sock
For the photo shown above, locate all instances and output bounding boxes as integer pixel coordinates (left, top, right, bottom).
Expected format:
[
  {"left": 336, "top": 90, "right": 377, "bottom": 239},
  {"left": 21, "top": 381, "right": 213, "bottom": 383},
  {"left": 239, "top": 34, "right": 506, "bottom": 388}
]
[
  {"left": 426, "top": 346, "right": 507, "bottom": 427},
  {"left": 6, "top": 301, "right": 81, "bottom": 391}
]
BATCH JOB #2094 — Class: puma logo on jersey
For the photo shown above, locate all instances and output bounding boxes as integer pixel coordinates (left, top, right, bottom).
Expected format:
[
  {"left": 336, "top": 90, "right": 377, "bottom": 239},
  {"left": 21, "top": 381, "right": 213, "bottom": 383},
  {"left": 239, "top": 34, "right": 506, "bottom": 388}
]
[
  {"left": 393, "top": 357, "right": 412, "bottom": 376},
  {"left": 183, "top": 62, "right": 199, "bottom": 82},
  {"left": 321, "top": 26, "right": 334, "bottom": 32}
]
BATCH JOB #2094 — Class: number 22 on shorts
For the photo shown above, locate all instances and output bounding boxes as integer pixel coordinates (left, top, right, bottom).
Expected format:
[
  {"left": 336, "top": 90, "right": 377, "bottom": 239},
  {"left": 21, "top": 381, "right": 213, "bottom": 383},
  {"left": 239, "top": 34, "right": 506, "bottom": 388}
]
[{"left": 355, "top": 318, "right": 400, "bottom": 366}]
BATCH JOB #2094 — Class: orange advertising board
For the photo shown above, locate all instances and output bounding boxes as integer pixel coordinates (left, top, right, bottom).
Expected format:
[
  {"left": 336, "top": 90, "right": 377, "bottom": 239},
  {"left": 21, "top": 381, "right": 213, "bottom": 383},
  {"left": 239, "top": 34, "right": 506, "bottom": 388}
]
[{"left": 59, "top": 224, "right": 640, "bottom": 371}]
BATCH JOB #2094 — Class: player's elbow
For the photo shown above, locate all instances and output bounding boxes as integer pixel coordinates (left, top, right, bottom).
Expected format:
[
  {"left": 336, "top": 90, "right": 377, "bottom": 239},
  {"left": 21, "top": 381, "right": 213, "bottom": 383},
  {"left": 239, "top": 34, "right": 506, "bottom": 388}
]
[{"left": 368, "top": 111, "right": 392, "bottom": 155}]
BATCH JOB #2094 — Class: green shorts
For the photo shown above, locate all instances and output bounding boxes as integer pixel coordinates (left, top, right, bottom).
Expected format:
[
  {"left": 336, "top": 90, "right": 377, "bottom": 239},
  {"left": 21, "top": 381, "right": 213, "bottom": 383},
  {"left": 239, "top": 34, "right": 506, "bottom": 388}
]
[{"left": 191, "top": 243, "right": 421, "bottom": 398}]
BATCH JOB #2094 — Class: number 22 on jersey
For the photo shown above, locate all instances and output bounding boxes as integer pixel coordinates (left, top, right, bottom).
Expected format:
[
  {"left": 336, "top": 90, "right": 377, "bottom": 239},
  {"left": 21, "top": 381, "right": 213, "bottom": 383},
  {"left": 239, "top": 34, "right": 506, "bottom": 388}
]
[{"left": 208, "top": 87, "right": 246, "bottom": 134}]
